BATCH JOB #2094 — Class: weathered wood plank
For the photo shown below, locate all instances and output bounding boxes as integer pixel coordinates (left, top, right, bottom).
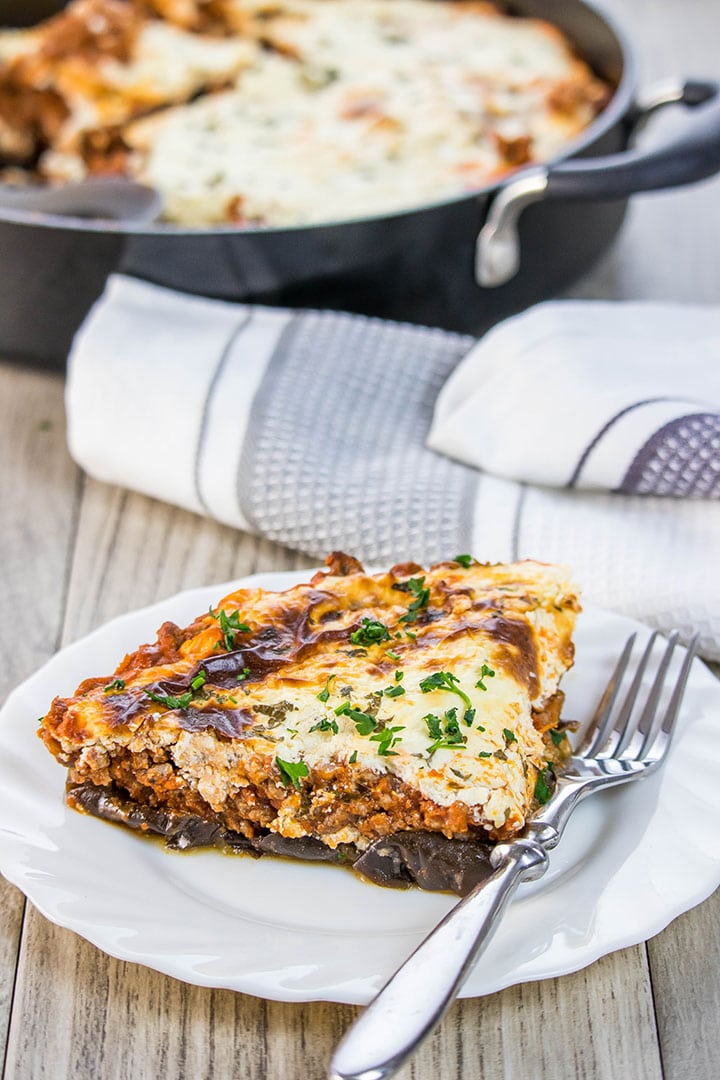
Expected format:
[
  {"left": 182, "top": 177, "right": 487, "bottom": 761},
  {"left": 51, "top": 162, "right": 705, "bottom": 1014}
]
[
  {"left": 0, "top": 365, "right": 81, "bottom": 692},
  {"left": 647, "top": 890, "right": 720, "bottom": 1080},
  {"left": 0, "top": 362, "right": 81, "bottom": 1070},
  {"left": 403, "top": 947, "right": 662, "bottom": 1080},
  {"left": 7, "top": 907, "right": 667, "bottom": 1080},
  {"left": 3, "top": 477, "right": 314, "bottom": 1080},
  {"left": 0, "top": 887, "right": 24, "bottom": 1077},
  {"left": 58, "top": 478, "right": 313, "bottom": 639}
]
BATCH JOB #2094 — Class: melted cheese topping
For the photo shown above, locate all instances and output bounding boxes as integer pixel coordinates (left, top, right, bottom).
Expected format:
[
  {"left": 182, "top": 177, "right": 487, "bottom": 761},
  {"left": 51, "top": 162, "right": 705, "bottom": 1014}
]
[
  {"left": 44, "top": 23, "right": 255, "bottom": 151},
  {"left": 0, "top": 29, "right": 37, "bottom": 64},
  {"left": 127, "top": 0, "right": 606, "bottom": 225},
  {"left": 1, "top": 0, "right": 609, "bottom": 226},
  {"left": 41, "top": 556, "right": 580, "bottom": 845}
]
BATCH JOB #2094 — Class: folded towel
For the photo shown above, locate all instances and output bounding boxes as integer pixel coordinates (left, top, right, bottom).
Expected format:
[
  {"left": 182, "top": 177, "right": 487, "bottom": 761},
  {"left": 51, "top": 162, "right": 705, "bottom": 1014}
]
[
  {"left": 428, "top": 301, "right": 720, "bottom": 497},
  {"left": 67, "top": 275, "right": 720, "bottom": 658}
]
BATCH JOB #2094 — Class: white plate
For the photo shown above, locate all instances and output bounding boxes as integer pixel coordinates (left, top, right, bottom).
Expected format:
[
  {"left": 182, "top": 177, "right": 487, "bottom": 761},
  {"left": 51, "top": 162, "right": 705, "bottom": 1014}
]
[{"left": 0, "top": 570, "right": 719, "bottom": 1005}]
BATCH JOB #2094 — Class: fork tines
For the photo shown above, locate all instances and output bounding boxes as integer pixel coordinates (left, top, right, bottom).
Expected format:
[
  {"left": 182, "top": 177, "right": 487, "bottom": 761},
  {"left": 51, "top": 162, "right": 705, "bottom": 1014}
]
[{"left": 579, "top": 630, "right": 700, "bottom": 767}]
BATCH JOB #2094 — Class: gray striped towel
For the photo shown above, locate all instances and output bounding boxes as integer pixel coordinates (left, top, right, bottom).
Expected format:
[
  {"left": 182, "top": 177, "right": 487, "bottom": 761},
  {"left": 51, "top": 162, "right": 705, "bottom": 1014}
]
[
  {"left": 428, "top": 300, "right": 720, "bottom": 499},
  {"left": 67, "top": 275, "right": 720, "bottom": 658}
]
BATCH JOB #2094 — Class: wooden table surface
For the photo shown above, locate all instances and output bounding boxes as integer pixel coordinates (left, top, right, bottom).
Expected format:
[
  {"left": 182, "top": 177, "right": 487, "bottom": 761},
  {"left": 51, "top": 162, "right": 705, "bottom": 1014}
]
[{"left": 2, "top": 1, "right": 720, "bottom": 1077}]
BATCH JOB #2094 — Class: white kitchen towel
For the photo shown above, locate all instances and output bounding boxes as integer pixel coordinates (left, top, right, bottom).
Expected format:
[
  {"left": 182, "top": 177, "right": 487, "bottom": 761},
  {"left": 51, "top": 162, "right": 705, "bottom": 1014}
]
[
  {"left": 67, "top": 275, "right": 720, "bottom": 658},
  {"left": 428, "top": 300, "right": 720, "bottom": 497}
]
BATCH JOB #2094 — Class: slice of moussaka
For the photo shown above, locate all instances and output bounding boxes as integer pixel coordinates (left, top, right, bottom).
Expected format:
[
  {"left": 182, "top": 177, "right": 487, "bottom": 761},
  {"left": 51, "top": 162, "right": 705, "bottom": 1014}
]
[{"left": 38, "top": 553, "right": 580, "bottom": 895}]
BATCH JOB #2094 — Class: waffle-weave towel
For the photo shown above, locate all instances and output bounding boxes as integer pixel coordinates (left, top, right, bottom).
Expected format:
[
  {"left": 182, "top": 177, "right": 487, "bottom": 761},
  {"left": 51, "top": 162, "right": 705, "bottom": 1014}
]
[
  {"left": 67, "top": 275, "right": 720, "bottom": 658},
  {"left": 428, "top": 300, "right": 720, "bottom": 498}
]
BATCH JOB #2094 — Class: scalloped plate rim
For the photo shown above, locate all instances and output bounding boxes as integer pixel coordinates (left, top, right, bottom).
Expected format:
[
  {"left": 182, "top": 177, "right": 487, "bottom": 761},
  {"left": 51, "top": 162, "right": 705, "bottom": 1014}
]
[{"left": 0, "top": 568, "right": 718, "bottom": 1004}]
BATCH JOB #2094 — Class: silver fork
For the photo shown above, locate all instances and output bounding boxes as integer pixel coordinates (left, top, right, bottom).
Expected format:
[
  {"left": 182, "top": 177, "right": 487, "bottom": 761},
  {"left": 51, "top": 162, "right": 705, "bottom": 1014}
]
[{"left": 329, "top": 629, "right": 699, "bottom": 1080}]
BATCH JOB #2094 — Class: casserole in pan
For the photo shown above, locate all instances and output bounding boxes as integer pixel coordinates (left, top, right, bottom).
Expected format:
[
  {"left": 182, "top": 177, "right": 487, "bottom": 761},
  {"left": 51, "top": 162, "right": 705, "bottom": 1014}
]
[{"left": 0, "top": 0, "right": 719, "bottom": 364}]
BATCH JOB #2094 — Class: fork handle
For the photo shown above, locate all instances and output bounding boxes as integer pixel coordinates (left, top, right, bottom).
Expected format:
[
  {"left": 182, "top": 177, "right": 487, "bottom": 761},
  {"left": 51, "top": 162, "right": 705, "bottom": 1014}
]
[{"left": 328, "top": 840, "right": 548, "bottom": 1080}]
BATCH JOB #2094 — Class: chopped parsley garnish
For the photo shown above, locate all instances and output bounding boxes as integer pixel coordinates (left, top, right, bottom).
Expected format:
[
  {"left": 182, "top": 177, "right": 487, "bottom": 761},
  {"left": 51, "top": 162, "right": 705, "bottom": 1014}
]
[
  {"left": 424, "top": 713, "right": 443, "bottom": 740},
  {"left": 349, "top": 750, "right": 358, "bottom": 764},
  {"left": 383, "top": 684, "right": 405, "bottom": 698},
  {"left": 477, "top": 751, "right": 493, "bottom": 758},
  {"left": 370, "top": 724, "right": 405, "bottom": 756},
  {"left": 427, "top": 738, "right": 466, "bottom": 756},
  {"left": 103, "top": 678, "right": 125, "bottom": 693},
  {"left": 209, "top": 607, "right": 251, "bottom": 651},
  {"left": 475, "top": 664, "right": 496, "bottom": 691},
  {"left": 190, "top": 672, "right": 206, "bottom": 691},
  {"left": 549, "top": 728, "right": 567, "bottom": 747},
  {"left": 145, "top": 689, "right": 193, "bottom": 710},
  {"left": 397, "top": 577, "right": 430, "bottom": 624},
  {"left": 419, "top": 670, "right": 475, "bottom": 724},
  {"left": 386, "top": 649, "right": 401, "bottom": 661},
  {"left": 334, "top": 701, "right": 378, "bottom": 735},
  {"left": 503, "top": 728, "right": 518, "bottom": 744},
  {"left": 443, "top": 707, "right": 462, "bottom": 739},
  {"left": 350, "top": 618, "right": 391, "bottom": 646},
  {"left": 382, "top": 669, "right": 405, "bottom": 697},
  {"left": 316, "top": 674, "right": 336, "bottom": 703},
  {"left": 454, "top": 554, "right": 473, "bottom": 568},
  {"left": 534, "top": 765, "right": 555, "bottom": 805},
  {"left": 309, "top": 717, "right": 339, "bottom": 735},
  {"left": 236, "top": 668, "right": 251, "bottom": 682},
  {"left": 275, "top": 756, "right": 309, "bottom": 790},
  {"left": 355, "top": 713, "right": 378, "bottom": 735},
  {"left": 419, "top": 670, "right": 469, "bottom": 703},
  {"left": 424, "top": 707, "right": 467, "bottom": 756}
]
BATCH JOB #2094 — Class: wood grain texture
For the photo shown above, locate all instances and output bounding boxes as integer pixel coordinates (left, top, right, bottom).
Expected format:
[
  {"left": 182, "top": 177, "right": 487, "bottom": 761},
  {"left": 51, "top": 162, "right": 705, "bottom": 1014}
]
[
  {"left": 0, "top": 363, "right": 80, "bottom": 1070},
  {"left": 3, "top": 477, "right": 316, "bottom": 1080},
  {"left": 647, "top": 891, "right": 720, "bottom": 1080},
  {"left": 404, "top": 947, "right": 663, "bottom": 1080},
  {"left": 2, "top": 1, "right": 720, "bottom": 1078}
]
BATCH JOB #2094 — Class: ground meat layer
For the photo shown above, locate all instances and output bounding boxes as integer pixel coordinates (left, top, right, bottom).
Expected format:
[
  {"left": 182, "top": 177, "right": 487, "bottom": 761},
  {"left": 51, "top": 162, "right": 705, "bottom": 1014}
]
[
  {"left": 68, "top": 741, "right": 501, "bottom": 845},
  {"left": 66, "top": 714, "right": 568, "bottom": 851}
]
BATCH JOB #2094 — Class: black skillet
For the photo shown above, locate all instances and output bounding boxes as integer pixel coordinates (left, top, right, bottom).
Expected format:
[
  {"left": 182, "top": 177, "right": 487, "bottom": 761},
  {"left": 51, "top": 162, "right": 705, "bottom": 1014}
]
[{"left": 0, "top": 0, "right": 719, "bottom": 364}]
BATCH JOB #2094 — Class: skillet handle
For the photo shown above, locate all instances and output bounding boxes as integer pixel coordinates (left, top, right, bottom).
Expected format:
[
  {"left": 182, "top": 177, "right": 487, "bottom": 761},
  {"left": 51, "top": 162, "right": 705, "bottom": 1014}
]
[
  {"left": 546, "top": 79, "right": 720, "bottom": 199},
  {"left": 476, "top": 79, "right": 720, "bottom": 287}
]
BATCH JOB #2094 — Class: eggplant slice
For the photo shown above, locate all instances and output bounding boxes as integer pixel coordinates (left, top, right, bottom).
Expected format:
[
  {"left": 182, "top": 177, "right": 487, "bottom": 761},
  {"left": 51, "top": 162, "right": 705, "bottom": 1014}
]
[{"left": 68, "top": 782, "right": 494, "bottom": 896}]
